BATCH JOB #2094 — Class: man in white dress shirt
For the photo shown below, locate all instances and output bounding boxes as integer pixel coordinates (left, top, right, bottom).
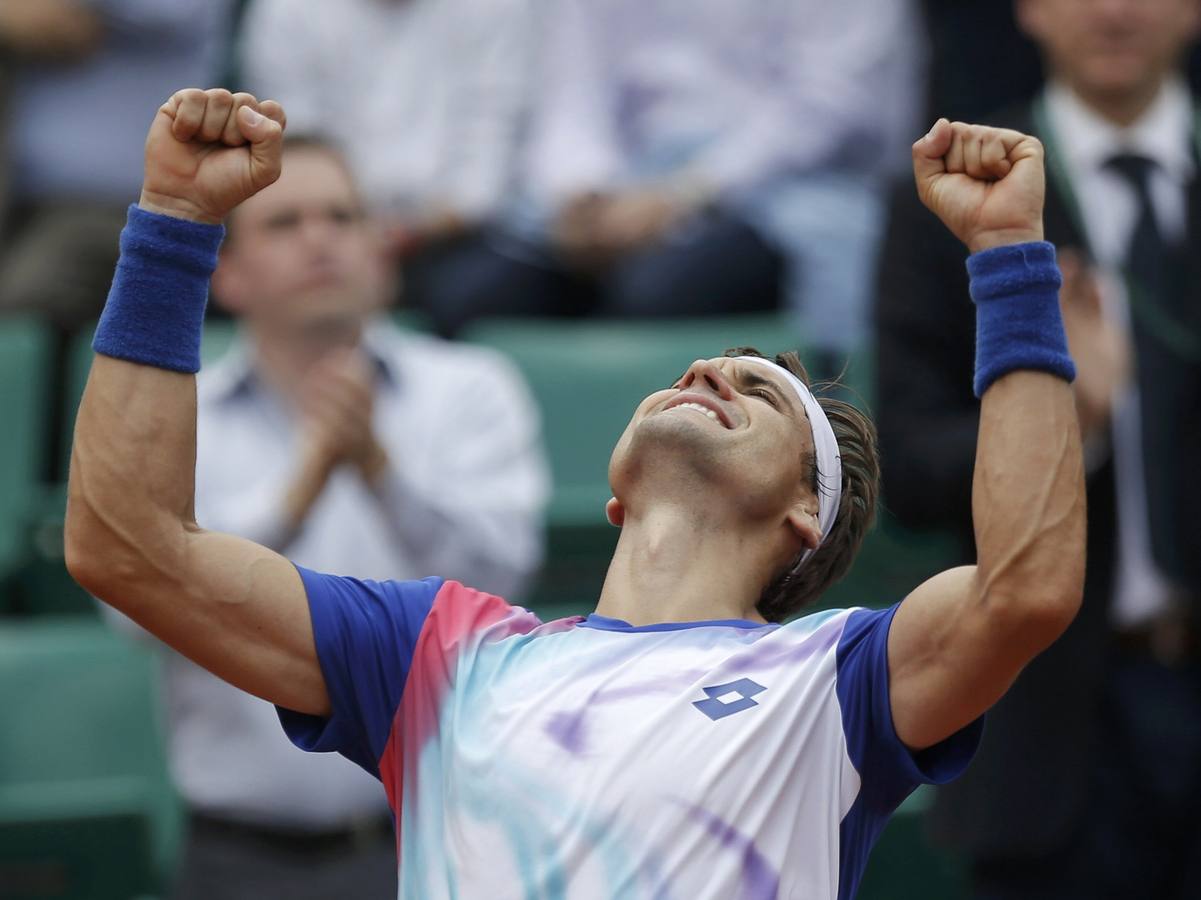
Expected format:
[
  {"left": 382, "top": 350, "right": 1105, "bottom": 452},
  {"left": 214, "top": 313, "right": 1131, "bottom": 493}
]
[
  {"left": 875, "top": 1, "right": 1201, "bottom": 897},
  {"left": 107, "top": 134, "right": 549, "bottom": 899},
  {"left": 236, "top": 0, "right": 531, "bottom": 309},
  {"left": 419, "top": 0, "right": 925, "bottom": 356}
]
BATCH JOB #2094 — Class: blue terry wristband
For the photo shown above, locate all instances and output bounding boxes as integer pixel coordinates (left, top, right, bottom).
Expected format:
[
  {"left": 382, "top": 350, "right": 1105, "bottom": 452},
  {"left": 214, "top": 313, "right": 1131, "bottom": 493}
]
[
  {"left": 967, "top": 241, "right": 1076, "bottom": 398},
  {"left": 92, "top": 205, "right": 225, "bottom": 374}
]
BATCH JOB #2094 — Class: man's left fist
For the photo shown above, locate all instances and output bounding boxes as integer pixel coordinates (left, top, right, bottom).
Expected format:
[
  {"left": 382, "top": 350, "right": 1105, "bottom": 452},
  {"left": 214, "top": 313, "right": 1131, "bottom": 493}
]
[{"left": 913, "top": 119, "right": 1046, "bottom": 254}]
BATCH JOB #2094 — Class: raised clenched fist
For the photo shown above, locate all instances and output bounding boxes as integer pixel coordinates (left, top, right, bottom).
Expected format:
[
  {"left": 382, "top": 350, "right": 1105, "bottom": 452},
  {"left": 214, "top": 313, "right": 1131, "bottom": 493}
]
[
  {"left": 139, "top": 88, "right": 286, "bottom": 225},
  {"left": 913, "top": 119, "right": 1046, "bottom": 254}
]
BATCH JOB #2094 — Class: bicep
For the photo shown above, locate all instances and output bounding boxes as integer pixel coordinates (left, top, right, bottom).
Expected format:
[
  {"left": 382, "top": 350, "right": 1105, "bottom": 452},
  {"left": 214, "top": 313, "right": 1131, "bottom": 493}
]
[
  {"left": 887, "top": 566, "right": 1047, "bottom": 750},
  {"left": 123, "top": 527, "right": 330, "bottom": 716}
]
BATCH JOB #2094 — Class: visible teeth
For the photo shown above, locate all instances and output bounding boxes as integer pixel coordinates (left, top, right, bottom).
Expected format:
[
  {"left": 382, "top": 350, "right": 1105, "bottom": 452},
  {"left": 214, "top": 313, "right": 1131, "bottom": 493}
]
[{"left": 676, "top": 402, "right": 719, "bottom": 421}]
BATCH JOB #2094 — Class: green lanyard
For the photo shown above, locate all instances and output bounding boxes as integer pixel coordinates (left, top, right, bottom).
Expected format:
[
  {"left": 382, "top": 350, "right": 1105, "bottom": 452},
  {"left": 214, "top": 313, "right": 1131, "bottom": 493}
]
[{"left": 1031, "top": 91, "right": 1201, "bottom": 361}]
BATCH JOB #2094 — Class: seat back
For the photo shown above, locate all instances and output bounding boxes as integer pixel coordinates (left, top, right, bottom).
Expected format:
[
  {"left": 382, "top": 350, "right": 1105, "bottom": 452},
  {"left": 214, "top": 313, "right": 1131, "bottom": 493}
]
[
  {"left": 0, "top": 620, "right": 181, "bottom": 897},
  {"left": 0, "top": 318, "right": 52, "bottom": 589}
]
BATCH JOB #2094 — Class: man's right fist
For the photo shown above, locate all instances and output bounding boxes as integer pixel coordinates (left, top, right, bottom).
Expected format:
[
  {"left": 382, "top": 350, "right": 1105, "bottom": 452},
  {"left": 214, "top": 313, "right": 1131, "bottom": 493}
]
[{"left": 139, "top": 88, "right": 286, "bottom": 225}]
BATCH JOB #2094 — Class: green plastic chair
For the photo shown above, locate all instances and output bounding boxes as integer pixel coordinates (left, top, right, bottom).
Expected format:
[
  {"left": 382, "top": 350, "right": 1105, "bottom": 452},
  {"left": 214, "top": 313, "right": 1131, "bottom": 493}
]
[
  {"left": 0, "top": 619, "right": 182, "bottom": 899},
  {"left": 0, "top": 318, "right": 53, "bottom": 599}
]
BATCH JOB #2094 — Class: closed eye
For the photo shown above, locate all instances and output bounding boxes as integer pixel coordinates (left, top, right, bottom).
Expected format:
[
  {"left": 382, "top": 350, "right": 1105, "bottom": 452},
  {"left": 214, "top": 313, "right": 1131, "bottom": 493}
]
[{"left": 748, "top": 388, "right": 779, "bottom": 408}]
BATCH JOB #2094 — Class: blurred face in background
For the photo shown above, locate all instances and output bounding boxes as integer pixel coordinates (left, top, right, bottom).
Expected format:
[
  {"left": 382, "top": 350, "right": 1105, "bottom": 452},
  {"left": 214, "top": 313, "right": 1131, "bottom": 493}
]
[
  {"left": 213, "top": 144, "right": 387, "bottom": 341},
  {"left": 1018, "top": 0, "right": 1201, "bottom": 105}
]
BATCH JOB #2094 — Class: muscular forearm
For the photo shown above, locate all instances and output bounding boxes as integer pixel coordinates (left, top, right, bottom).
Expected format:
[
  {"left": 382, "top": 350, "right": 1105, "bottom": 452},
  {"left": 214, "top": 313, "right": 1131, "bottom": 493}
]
[
  {"left": 968, "top": 246, "right": 1085, "bottom": 636},
  {"left": 974, "top": 372, "right": 1085, "bottom": 614},
  {"left": 67, "top": 357, "right": 198, "bottom": 596}
]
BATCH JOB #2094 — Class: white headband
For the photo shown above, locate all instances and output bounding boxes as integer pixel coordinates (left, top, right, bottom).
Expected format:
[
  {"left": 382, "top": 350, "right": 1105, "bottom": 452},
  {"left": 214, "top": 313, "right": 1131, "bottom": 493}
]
[{"left": 736, "top": 356, "right": 842, "bottom": 565}]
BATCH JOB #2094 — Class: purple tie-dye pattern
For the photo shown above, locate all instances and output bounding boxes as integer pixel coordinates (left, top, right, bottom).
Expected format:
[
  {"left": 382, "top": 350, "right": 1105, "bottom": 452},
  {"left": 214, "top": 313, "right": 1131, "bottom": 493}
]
[
  {"left": 546, "top": 710, "right": 588, "bottom": 753},
  {"left": 544, "top": 669, "right": 713, "bottom": 754},
  {"left": 686, "top": 804, "right": 780, "bottom": 899}
]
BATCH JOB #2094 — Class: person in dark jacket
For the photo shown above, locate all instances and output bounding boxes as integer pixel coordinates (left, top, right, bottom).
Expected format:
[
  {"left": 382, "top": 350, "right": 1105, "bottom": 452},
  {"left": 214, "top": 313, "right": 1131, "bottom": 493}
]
[{"left": 876, "top": 2, "right": 1201, "bottom": 898}]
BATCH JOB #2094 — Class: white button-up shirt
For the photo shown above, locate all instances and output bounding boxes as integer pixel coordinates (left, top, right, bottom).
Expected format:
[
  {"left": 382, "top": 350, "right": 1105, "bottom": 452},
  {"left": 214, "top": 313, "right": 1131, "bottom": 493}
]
[
  {"left": 520, "top": 0, "right": 925, "bottom": 208},
  {"left": 238, "top": 0, "right": 532, "bottom": 220},
  {"left": 110, "top": 321, "right": 549, "bottom": 828}
]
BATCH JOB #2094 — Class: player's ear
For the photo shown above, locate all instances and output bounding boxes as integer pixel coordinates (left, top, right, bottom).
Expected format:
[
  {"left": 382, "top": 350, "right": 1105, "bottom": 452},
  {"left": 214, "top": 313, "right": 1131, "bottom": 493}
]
[
  {"left": 605, "top": 497, "right": 625, "bottom": 528},
  {"left": 784, "top": 498, "right": 821, "bottom": 552}
]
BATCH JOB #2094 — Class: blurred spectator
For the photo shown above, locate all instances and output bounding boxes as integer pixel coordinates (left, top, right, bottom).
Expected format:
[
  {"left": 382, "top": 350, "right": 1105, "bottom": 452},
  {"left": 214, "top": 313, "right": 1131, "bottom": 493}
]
[
  {"left": 237, "top": 0, "right": 531, "bottom": 300},
  {"left": 0, "top": 0, "right": 233, "bottom": 329},
  {"left": 418, "top": 0, "right": 925, "bottom": 361},
  {"left": 875, "top": 1, "right": 1201, "bottom": 898},
  {"left": 921, "top": 0, "right": 1201, "bottom": 123},
  {"left": 921, "top": 0, "right": 1045, "bottom": 123},
  {"left": 107, "top": 137, "right": 549, "bottom": 900}
]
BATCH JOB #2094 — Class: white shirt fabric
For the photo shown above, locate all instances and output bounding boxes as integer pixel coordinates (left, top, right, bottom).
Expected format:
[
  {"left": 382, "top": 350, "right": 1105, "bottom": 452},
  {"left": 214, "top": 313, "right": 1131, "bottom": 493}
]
[
  {"left": 520, "top": 0, "right": 925, "bottom": 208},
  {"left": 1043, "top": 79, "right": 1195, "bottom": 626},
  {"left": 108, "top": 321, "right": 550, "bottom": 829},
  {"left": 238, "top": 0, "right": 531, "bottom": 220}
]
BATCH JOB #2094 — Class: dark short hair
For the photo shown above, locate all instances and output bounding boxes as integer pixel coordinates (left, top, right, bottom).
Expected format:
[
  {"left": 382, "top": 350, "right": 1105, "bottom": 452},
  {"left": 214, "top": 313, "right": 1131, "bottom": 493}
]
[{"left": 724, "top": 347, "right": 880, "bottom": 622}]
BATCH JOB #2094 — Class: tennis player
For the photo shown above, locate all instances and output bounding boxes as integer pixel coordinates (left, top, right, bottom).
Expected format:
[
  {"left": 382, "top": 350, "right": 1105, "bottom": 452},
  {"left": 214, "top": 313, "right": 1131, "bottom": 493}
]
[{"left": 67, "top": 89, "right": 1084, "bottom": 899}]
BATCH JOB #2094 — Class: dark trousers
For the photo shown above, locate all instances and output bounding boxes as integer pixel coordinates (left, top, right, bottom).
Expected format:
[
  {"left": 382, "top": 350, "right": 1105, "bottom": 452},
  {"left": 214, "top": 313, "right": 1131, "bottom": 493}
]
[
  {"left": 403, "top": 211, "right": 784, "bottom": 338},
  {"left": 971, "top": 652, "right": 1201, "bottom": 900},
  {"left": 171, "top": 814, "right": 397, "bottom": 900}
]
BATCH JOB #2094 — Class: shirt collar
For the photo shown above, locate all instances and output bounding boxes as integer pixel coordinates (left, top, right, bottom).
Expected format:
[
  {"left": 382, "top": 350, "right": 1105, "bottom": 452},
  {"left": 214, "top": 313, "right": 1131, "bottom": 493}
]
[
  {"left": 1044, "top": 77, "right": 1196, "bottom": 184},
  {"left": 204, "top": 316, "right": 402, "bottom": 403}
]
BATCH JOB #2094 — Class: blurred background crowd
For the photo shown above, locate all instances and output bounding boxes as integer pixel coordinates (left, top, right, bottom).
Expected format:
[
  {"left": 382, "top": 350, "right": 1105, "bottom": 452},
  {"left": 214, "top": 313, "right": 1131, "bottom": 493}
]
[{"left": 1, "top": 1, "right": 1200, "bottom": 898}]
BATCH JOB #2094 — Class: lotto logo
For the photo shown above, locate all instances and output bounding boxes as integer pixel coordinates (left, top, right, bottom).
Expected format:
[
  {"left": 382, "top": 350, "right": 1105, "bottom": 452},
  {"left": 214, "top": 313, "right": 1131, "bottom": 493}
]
[{"left": 692, "top": 678, "right": 767, "bottom": 721}]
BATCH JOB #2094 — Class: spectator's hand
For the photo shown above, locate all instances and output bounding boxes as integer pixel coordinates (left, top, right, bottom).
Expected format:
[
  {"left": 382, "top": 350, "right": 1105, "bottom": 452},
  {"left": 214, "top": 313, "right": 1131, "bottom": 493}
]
[
  {"left": 913, "top": 118, "right": 1045, "bottom": 253},
  {"left": 299, "top": 349, "right": 389, "bottom": 485},
  {"left": 1058, "top": 250, "right": 1131, "bottom": 440},
  {"left": 555, "top": 190, "right": 689, "bottom": 268},
  {"left": 140, "top": 88, "right": 286, "bottom": 225},
  {"left": 0, "top": 0, "right": 101, "bottom": 58},
  {"left": 591, "top": 190, "right": 684, "bottom": 252},
  {"left": 382, "top": 207, "right": 469, "bottom": 261}
]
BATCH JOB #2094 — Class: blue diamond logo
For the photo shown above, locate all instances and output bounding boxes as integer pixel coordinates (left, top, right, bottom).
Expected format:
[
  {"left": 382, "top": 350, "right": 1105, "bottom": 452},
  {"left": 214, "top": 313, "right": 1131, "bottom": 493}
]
[{"left": 692, "top": 678, "right": 767, "bottom": 721}]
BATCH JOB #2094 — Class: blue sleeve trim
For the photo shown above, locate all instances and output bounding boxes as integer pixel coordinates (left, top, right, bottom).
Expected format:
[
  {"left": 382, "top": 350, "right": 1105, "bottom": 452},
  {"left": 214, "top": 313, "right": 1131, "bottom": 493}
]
[
  {"left": 834, "top": 605, "right": 984, "bottom": 900},
  {"left": 276, "top": 566, "right": 442, "bottom": 778},
  {"left": 93, "top": 205, "right": 224, "bottom": 374},
  {"left": 967, "top": 240, "right": 1076, "bottom": 398}
]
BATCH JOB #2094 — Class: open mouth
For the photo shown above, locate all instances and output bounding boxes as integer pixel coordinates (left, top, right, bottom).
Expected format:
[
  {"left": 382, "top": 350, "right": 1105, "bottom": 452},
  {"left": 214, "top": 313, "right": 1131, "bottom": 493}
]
[{"left": 662, "top": 394, "right": 734, "bottom": 429}]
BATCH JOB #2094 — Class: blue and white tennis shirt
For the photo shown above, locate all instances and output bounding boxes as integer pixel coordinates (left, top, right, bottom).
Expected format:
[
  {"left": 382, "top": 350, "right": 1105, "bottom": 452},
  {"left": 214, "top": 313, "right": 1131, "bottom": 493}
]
[{"left": 278, "top": 568, "right": 982, "bottom": 899}]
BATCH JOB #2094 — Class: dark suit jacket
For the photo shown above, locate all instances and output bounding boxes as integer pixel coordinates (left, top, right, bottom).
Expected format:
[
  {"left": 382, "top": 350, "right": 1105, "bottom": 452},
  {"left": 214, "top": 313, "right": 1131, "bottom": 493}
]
[{"left": 873, "top": 100, "right": 1201, "bottom": 859}]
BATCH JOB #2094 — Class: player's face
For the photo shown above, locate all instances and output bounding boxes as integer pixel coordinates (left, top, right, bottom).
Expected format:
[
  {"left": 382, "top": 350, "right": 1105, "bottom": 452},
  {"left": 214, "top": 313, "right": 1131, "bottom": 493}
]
[
  {"left": 609, "top": 357, "right": 818, "bottom": 521},
  {"left": 213, "top": 148, "right": 387, "bottom": 329},
  {"left": 1018, "top": 0, "right": 1201, "bottom": 100}
]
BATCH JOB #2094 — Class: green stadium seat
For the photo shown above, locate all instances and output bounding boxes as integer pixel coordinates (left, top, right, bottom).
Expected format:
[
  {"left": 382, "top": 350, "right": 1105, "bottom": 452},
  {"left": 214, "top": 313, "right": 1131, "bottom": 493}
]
[
  {"left": 0, "top": 318, "right": 53, "bottom": 606},
  {"left": 0, "top": 619, "right": 182, "bottom": 898},
  {"left": 858, "top": 786, "right": 968, "bottom": 900}
]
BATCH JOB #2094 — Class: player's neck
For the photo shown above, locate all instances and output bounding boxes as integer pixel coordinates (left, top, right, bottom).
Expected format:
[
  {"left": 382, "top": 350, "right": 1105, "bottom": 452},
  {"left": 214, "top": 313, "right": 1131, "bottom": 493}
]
[{"left": 594, "top": 503, "right": 772, "bottom": 627}]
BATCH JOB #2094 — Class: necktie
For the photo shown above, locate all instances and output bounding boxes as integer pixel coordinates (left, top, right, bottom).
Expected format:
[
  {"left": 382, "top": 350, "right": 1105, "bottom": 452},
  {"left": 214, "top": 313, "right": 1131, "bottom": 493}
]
[{"left": 1104, "top": 152, "right": 1192, "bottom": 591}]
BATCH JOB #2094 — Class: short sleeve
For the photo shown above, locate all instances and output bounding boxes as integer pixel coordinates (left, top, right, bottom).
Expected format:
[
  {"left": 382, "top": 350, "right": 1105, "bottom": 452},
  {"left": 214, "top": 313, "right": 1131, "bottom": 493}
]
[
  {"left": 276, "top": 566, "right": 443, "bottom": 777},
  {"left": 836, "top": 605, "right": 983, "bottom": 802},
  {"left": 834, "top": 605, "right": 983, "bottom": 899}
]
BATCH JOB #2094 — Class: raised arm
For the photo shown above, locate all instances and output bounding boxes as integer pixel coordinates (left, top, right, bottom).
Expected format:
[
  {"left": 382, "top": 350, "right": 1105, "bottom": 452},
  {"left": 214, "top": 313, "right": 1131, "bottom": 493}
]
[
  {"left": 65, "top": 88, "right": 332, "bottom": 717},
  {"left": 886, "top": 120, "right": 1086, "bottom": 750}
]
